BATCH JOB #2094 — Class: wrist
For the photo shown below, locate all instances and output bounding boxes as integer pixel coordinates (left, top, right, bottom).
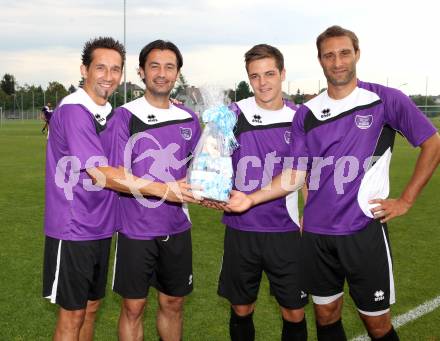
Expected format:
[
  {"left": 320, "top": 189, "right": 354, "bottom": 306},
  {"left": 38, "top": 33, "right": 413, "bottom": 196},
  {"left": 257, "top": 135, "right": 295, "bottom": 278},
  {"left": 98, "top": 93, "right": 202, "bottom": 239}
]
[
  {"left": 399, "top": 196, "right": 413, "bottom": 208},
  {"left": 248, "top": 193, "right": 258, "bottom": 207}
]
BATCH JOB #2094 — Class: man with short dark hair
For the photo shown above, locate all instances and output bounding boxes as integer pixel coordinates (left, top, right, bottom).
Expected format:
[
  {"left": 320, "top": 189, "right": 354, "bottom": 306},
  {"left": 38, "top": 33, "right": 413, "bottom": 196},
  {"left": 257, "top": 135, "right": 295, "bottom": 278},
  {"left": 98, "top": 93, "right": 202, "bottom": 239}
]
[
  {"left": 217, "top": 44, "right": 308, "bottom": 341},
  {"left": 112, "top": 40, "right": 201, "bottom": 341},
  {"left": 226, "top": 26, "right": 440, "bottom": 341},
  {"left": 42, "top": 37, "right": 195, "bottom": 341}
]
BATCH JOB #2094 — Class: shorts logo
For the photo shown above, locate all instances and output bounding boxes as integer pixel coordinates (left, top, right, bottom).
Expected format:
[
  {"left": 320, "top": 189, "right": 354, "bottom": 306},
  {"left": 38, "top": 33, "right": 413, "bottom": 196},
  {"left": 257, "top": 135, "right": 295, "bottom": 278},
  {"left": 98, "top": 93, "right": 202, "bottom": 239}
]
[
  {"left": 188, "top": 274, "right": 193, "bottom": 285},
  {"left": 355, "top": 115, "right": 373, "bottom": 129},
  {"left": 374, "top": 290, "right": 385, "bottom": 302},
  {"left": 180, "top": 127, "right": 192, "bottom": 140},
  {"left": 300, "top": 291, "right": 307, "bottom": 299},
  {"left": 284, "top": 130, "right": 292, "bottom": 144}
]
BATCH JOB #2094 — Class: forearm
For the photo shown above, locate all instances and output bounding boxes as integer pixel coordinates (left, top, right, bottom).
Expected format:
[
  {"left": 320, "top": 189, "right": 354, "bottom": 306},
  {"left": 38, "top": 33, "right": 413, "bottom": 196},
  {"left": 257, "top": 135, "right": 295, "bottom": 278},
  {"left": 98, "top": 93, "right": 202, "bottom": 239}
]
[
  {"left": 88, "top": 166, "right": 169, "bottom": 198},
  {"left": 249, "top": 169, "right": 306, "bottom": 206},
  {"left": 399, "top": 133, "right": 440, "bottom": 205}
]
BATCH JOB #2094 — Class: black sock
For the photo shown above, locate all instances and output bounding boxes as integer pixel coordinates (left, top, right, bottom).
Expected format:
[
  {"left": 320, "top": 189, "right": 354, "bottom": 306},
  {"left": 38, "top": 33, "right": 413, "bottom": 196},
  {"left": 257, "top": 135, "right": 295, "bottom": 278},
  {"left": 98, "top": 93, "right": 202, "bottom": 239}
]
[
  {"left": 316, "top": 319, "right": 347, "bottom": 341},
  {"left": 369, "top": 326, "right": 399, "bottom": 341},
  {"left": 229, "top": 308, "right": 255, "bottom": 341},
  {"left": 282, "top": 317, "right": 307, "bottom": 341}
]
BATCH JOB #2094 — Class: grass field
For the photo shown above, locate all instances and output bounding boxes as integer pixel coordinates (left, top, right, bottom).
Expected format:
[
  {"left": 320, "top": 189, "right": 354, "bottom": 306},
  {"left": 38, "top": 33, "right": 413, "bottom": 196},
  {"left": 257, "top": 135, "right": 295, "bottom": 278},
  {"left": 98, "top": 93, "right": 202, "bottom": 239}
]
[{"left": 0, "top": 119, "right": 439, "bottom": 340}]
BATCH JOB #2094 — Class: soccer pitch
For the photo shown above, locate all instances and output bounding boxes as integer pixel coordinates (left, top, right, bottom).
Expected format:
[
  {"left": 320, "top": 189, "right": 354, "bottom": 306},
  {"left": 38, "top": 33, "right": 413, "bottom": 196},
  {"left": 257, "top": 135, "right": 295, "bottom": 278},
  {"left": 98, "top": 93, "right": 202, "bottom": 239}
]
[{"left": 0, "top": 119, "right": 438, "bottom": 340}]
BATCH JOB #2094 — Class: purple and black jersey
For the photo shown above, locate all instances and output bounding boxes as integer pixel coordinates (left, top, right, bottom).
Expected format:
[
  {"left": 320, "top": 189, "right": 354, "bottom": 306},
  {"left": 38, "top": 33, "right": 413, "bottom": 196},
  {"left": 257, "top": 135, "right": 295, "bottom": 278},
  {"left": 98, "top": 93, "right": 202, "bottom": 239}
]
[
  {"left": 223, "top": 97, "right": 300, "bottom": 232},
  {"left": 113, "top": 96, "right": 201, "bottom": 239},
  {"left": 44, "top": 88, "right": 119, "bottom": 241},
  {"left": 42, "top": 106, "right": 53, "bottom": 122},
  {"left": 291, "top": 80, "right": 437, "bottom": 235}
]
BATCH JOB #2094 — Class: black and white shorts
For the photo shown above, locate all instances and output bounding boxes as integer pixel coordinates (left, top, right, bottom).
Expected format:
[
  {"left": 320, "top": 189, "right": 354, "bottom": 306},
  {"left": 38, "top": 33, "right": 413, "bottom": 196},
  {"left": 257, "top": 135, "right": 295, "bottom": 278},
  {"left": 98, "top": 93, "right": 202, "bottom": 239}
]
[
  {"left": 218, "top": 226, "right": 308, "bottom": 310},
  {"left": 112, "top": 229, "right": 193, "bottom": 299},
  {"left": 301, "top": 219, "right": 395, "bottom": 315},
  {"left": 42, "top": 236, "right": 112, "bottom": 310}
]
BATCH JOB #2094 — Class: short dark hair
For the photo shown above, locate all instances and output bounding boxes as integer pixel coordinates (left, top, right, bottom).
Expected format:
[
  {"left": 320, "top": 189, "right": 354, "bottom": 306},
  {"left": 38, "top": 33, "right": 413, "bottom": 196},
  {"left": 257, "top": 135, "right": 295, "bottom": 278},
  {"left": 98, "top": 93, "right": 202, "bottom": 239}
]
[
  {"left": 138, "top": 40, "right": 183, "bottom": 70},
  {"left": 316, "top": 25, "right": 359, "bottom": 58},
  {"left": 81, "top": 37, "right": 126, "bottom": 68},
  {"left": 244, "top": 44, "right": 284, "bottom": 72}
]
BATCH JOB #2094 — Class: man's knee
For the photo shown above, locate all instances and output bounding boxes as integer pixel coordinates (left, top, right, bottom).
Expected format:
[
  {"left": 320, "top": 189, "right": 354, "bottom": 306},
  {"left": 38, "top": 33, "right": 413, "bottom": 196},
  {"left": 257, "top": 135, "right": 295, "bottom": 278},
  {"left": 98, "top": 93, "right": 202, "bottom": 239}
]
[
  {"left": 232, "top": 303, "right": 255, "bottom": 317},
  {"left": 359, "top": 311, "right": 393, "bottom": 338},
  {"left": 121, "top": 298, "right": 147, "bottom": 321},
  {"left": 314, "top": 297, "right": 343, "bottom": 326},
  {"left": 281, "top": 307, "right": 305, "bottom": 323},
  {"left": 58, "top": 308, "right": 87, "bottom": 330},
  {"left": 85, "top": 300, "right": 100, "bottom": 316},
  {"left": 159, "top": 294, "right": 185, "bottom": 314}
]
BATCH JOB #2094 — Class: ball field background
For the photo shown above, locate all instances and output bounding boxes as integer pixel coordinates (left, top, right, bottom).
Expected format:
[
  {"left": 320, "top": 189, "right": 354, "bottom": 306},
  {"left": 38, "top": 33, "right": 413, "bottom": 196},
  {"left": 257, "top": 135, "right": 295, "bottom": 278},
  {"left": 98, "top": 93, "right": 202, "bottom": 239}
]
[{"left": 0, "top": 118, "right": 438, "bottom": 340}]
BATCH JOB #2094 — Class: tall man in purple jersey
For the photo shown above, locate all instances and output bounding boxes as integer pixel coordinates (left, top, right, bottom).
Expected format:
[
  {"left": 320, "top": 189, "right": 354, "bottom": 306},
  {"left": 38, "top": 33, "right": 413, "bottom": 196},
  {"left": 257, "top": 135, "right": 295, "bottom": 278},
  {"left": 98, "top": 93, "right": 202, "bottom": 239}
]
[
  {"left": 42, "top": 37, "right": 195, "bottom": 341},
  {"left": 217, "top": 44, "right": 308, "bottom": 341},
  {"left": 226, "top": 26, "right": 440, "bottom": 341},
  {"left": 112, "top": 40, "right": 201, "bottom": 341}
]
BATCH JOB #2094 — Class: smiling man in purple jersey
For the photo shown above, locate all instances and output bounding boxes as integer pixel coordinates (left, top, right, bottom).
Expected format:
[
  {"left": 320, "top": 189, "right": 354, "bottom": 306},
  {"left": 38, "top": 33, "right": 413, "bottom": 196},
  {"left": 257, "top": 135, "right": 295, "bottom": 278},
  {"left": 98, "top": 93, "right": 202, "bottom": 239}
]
[
  {"left": 111, "top": 40, "right": 201, "bottom": 341},
  {"left": 226, "top": 26, "right": 440, "bottom": 341},
  {"left": 42, "top": 37, "right": 196, "bottom": 341},
  {"left": 216, "top": 44, "right": 308, "bottom": 341}
]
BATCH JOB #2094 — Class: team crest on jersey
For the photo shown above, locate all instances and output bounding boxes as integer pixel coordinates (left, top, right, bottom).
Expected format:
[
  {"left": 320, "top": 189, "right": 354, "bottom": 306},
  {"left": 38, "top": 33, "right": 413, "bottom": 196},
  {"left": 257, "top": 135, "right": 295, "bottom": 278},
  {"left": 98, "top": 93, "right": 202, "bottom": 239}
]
[
  {"left": 355, "top": 115, "right": 373, "bottom": 129},
  {"left": 284, "top": 130, "right": 292, "bottom": 144},
  {"left": 180, "top": 127, "right": 192, "bottom": 140}
]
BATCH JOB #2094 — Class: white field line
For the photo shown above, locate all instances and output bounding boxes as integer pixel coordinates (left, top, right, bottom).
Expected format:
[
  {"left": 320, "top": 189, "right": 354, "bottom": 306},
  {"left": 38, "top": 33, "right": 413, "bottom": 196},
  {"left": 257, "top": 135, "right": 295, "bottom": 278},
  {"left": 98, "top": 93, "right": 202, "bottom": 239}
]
[{"left": 350, "top": 295, "right": 440, "bottom": 341}]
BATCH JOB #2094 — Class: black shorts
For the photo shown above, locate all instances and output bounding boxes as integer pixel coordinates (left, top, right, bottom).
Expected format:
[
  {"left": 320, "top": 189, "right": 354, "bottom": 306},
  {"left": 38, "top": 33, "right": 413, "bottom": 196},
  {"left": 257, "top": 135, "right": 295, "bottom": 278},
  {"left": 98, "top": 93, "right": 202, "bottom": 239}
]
[
  {"left": 113, "top": 229, "right": 193, "bottom": 299},
  {"left": 301, "top": 219, "right": 395, "bottom": 314},
  {"left": 218, "top": 227, "right": 308, "bottom": 310},
  {"left": 42, "top": 236, "right": 112, "bottom": 311}
]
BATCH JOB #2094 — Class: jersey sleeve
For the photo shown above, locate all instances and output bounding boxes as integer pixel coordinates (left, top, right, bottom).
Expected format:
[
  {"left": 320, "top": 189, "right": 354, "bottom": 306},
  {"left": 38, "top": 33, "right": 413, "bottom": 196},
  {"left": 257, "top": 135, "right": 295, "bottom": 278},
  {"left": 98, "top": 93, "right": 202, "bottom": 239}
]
[
  {"left": 290, "top": 105, "right": 310, "bottom": 171},
  {"left": 60, "top": 104, "right": 107, "bottom": 171},
  {"left": 384, "top": 90, "right": 437, "bottom": 147}
]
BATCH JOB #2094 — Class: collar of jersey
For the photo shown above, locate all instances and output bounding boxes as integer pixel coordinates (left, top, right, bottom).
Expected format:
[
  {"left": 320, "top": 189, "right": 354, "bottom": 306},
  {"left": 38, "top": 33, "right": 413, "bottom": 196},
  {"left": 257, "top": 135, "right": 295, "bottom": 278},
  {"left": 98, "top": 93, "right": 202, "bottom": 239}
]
[
  {"left": 60, "top": 88, "right": 112, "bottom": 120},
  {"left": 305, "top": 86, "right": 379, "bottom": 121},
  {"left": 237, "top": 96, "right": 295, "bottom": 125}
]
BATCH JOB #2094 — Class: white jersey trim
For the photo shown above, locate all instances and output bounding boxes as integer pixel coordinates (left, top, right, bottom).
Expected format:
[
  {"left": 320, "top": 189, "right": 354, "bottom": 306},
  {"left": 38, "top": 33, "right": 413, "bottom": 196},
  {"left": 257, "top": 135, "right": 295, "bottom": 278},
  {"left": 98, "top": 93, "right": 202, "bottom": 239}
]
[
  {"left": 357, "top": 148, "right": 392, "bottom": 218},
  {"left": 60, "top": 88, "right": 112, "bottom": 126},
  {"left": 305, "top": 87, "right": 380, "bottom": 121},
  {"left": 236, "top": 97, "right": 295, "bottom": 126},
  {"left": 122, "top": 96, "right": 192, "bottom": 125},
  {"left": 285, "top": 191, "right": 299, "bottom": 226},
  {"left": 182, "top": 203, "right": 191, "bottom": 223}
]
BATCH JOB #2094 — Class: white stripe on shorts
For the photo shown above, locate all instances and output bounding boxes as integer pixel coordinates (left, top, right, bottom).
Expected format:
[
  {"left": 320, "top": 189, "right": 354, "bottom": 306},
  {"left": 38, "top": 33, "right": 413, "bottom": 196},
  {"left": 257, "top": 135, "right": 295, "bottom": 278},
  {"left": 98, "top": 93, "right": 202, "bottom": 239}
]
[
  {"left": 312, "top": 292, "right": 344, "bottom": 305},
  {"left": 112, "top": 232, "right": 119, "bottom": 289},
  {"left": 46, "top": 240, "right": 62, "bottom": 304},
  {"left": 382, "top": 225, "right": 396, "bottom": 305}
]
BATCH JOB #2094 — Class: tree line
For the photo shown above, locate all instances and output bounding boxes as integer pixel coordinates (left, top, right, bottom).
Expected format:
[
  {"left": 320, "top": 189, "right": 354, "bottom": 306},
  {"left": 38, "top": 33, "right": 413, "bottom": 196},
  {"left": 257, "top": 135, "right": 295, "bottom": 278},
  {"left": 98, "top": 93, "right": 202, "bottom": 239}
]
[{"left": 1, "top": 73, "right": 438, "bottom": 116}]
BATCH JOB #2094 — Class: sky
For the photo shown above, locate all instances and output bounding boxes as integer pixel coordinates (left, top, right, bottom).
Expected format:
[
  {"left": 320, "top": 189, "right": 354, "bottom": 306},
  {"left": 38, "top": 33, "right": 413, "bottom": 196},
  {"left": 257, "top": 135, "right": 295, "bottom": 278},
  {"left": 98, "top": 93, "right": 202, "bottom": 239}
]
[{"left": 0, "top": 0, "right": 439, "bottom": 96}]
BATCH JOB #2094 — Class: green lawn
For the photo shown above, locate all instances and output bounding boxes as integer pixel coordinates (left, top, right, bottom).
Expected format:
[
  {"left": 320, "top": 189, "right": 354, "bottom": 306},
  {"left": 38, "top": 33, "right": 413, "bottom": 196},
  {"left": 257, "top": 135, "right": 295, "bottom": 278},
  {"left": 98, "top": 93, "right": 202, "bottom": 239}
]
[{"left": 0, "top": 120, "right": 439, "bottom": 340}]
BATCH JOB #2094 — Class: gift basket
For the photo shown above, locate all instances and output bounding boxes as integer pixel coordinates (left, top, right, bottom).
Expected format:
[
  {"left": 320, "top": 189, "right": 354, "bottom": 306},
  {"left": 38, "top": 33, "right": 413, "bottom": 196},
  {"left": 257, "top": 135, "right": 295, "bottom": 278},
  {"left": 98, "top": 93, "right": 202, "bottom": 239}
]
[{"left": 188, "top": 93, "right": 239, "bottom": 202}]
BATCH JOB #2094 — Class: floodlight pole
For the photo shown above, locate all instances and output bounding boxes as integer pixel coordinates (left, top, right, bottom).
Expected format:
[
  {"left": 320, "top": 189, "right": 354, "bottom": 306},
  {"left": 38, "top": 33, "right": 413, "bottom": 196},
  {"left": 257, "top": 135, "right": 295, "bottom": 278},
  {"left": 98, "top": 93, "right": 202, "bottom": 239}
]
[
  {"left": 123, "top": 0, "right": 127, "bottom": 104},
  {"left": 424, "top": 77, "right": 428, "bottom": 114}
]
